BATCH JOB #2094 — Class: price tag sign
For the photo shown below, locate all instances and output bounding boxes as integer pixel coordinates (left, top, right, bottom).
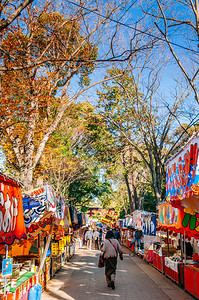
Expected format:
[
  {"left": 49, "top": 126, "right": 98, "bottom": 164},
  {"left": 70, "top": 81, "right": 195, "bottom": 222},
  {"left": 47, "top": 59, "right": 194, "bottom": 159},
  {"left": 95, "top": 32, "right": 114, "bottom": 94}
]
[{"left": 2, "top": 258, "right": 13, "bottom": 276}]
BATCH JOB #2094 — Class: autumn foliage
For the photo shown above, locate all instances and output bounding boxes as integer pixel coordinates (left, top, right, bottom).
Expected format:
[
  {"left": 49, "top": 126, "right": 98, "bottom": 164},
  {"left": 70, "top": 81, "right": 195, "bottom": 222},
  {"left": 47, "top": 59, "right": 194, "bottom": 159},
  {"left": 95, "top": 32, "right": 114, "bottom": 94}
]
[{"left": 0, "top": 4, "right": 97, "bottom": 189}]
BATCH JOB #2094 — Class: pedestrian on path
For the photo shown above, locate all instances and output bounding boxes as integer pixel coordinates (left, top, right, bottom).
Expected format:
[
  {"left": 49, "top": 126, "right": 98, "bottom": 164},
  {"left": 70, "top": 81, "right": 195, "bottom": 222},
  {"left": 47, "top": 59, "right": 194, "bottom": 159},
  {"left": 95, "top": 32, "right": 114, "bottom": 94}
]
[
  {"left": 85, "top": 227, "right": 93, "bottom": 250},
  {"left": 83, "top": 227, "right": 88, "bottom": 245},
  {"left": 113, "top": 227, "right": 121, "bottom": 242},
  {"left": 93, "top": 228, "right": 100, "bottom": 250},
  {"left": 101, "top": 230, "right": 123, "bottom": 290},
  {"left": 99, "top": 228, "right": 103, "bottom": 245}
]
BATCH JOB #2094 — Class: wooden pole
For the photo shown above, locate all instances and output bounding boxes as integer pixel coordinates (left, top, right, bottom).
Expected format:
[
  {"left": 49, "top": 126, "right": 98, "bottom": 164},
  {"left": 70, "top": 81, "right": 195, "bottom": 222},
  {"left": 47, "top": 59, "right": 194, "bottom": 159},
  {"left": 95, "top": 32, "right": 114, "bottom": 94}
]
[
  {"left": 180, "top": 233, "right": 183, "bottom": 259},
  {"left": 180, "top": 233, "right": 185, "bottom": 287},
  {"left": 38, "top": 220, "right": 54, "bottom": 273},
  {"left": 184, "top": 232, "right": 186, "bottom": 264},
  {"left": 160, "top": 234, "right": 164, "bottom": 274},
  {"left": 4, "top": 245, "right": 8, "bottom": 296},
  {"left": 167, "top": 229, "right": 169, "bottom": 257}
]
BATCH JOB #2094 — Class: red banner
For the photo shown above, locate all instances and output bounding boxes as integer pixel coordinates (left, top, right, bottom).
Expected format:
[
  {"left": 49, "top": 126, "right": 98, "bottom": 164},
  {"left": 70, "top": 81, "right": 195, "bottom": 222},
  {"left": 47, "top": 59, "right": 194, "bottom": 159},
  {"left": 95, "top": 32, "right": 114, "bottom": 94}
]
[{"left": 0, "top": 175, "right": 26, "bottom": 244}]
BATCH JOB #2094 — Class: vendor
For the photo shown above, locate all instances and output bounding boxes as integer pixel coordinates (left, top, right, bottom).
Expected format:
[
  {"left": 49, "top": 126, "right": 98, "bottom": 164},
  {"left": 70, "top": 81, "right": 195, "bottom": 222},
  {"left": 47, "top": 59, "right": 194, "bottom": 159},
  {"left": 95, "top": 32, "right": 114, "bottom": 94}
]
[{"left": 185, "top": 242, "right": 193, "bottom": 258}]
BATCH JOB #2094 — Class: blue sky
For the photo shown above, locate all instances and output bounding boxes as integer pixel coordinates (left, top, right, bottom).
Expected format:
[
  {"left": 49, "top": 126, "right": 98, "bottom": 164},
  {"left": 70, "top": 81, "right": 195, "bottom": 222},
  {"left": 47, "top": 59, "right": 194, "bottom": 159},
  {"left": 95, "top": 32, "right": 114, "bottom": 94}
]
[{"left": 1, "top": 0, "right": 199, "bottom": 170}]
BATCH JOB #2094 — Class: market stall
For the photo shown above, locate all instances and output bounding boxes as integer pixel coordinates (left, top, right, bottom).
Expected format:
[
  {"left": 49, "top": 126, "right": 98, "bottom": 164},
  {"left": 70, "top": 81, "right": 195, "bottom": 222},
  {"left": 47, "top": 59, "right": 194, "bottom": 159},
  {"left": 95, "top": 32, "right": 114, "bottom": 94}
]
[
  {"left": 157, "top": 202, "right": 185, "bottom": 281},
  {"left": 143, "top": 213, "right": 157, "bottom": 263},
  {"left": 131, "top": 210, "right": 147, "bottom": 256},
  {"left": 164, "top": 133, "right": 199, "bottom": 294},
  {"left": 24, "top": 186, "right": 72, "bottom": 286},
  {"left": 0, "top": 173, "right": 37, "bottom": 300}
]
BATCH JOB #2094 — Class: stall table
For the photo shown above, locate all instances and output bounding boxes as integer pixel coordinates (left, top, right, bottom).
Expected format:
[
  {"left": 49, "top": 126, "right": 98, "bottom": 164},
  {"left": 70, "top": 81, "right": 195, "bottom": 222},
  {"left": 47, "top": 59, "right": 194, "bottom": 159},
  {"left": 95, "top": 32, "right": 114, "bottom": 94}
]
[
  {"left": 153, "top": 251, "right": 166, "bottom": 273},
  {"left": 0, "top": 272, "right": 36, "bottom": 300},
  {"left": 144, "top": 249, "right": 153, "bottom": 263},
  {"left": 184, "top": 264, "right": 199, "bottom": 299},
  {"left": 164, "top": 257, "right": 183, "bottom": 285}
]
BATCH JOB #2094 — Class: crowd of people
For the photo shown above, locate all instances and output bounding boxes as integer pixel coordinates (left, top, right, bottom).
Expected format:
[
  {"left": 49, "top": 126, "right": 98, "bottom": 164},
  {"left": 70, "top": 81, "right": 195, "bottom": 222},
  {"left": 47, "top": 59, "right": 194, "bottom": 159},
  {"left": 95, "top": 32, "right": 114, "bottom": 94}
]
[
  {"left": 82, "top": 226, "right": 122, "bottom": 290},
  {"left": 83, "top": 226, "right": 121, "bottom": 250},
  {"left": 82, "top": 225, "right": 143, "bottom": 290}
]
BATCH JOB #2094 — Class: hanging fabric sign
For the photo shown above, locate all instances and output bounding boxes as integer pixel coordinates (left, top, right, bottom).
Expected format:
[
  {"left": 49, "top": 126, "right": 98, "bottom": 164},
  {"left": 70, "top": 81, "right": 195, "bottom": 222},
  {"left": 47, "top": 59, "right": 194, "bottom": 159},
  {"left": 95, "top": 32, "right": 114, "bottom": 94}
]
[
  {"left": 143, "top": 214, "right": 157, "bottom": 236},
  {"left": 158, "top": 203, "right": 179, "bottom": 228},
  {"left": 27, "top": 185, "right": 56, "bottom": 211},
  {"left": 0, "top": 174, "right": 26, "bottom": 244},
  {"left": 105, "top": 214, "right": 116, "bottom": 222},
  {"left": 23, "top": 196, "right": 46, "bottom": 227},
  {"left": 63, "top": 204, "right": 72, "bottom": 228},
  {"left": 158, "top": 203, "right": 199, "bottom": 238},
  {"left": 166, "top": 133, "right": 199, "bottom": 212},
  {"left": 132, "top": 210, "right": 146, "bottom": 230},
  {"left": 177, "top": 208, "right": 199, "bottom": 238}
]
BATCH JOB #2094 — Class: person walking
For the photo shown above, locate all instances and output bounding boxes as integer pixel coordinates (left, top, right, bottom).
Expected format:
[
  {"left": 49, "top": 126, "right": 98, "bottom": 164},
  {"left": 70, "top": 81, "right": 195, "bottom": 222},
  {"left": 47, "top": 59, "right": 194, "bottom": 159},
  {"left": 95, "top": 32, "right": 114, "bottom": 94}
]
[
  {"left": 85, "top": 227, "right": 93, "bottom": 250},
  {"left": 93, "top": 228, "right": 100, "bottom": 250},
  {"left": 99, "top": 229, "right": 103, "bottom": 245},
  {"left": 101, "top": 230, "right": 123, "bottom": 290},
  {"left": 113, "top": 227, "right": 121, "bottom": 242},
  {"left": 83, "top": 227, "right": 88, "bottom": 245}
]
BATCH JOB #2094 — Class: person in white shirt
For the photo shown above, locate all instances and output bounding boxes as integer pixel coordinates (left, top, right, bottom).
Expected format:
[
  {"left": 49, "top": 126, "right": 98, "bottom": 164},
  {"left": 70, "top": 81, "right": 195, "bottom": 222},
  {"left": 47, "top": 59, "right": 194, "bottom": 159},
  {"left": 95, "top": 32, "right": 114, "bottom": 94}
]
[
  {"left": 85, "top": 227, "right": 93, "bottom": 250},
  {"left": 101, "top": 230, "right": 123, "bottom": 290}
]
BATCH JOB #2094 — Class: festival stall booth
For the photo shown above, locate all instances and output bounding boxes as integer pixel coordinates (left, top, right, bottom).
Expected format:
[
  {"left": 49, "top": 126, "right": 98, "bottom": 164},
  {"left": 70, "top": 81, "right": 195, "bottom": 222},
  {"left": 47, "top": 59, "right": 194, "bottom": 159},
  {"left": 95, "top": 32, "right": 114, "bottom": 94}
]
[
  {"left": 166, "top": 133, "right": 199, "bottom": 297},
  {"left": 19, "top": 185, "right": 63, "bottom": 291},
  {"left": 117, "top": 219, "right": 129, "bottom": 247},
  {"left": 0, "top": 173, "right": 38, "bottom": 300},
  {"left": 62, "top": 204, "right": 72, "bottom": 262},
  {"left": 143, "top": 213, "right": 157, "bottom": 263},
  {"left": 119, "top": 216, "right": 135, "bottom": 249},
  {"left": 131, "top": 210, "right": 147, "bottom": 257},
  {"left": 157, "top": 203, "right": 184, "bottom": 282},
  {"left": 68, "top": 205, "right": 79, "bottom": 257},
  {"left": 13, "top": 185, "right": 70, "bottom": 291}
]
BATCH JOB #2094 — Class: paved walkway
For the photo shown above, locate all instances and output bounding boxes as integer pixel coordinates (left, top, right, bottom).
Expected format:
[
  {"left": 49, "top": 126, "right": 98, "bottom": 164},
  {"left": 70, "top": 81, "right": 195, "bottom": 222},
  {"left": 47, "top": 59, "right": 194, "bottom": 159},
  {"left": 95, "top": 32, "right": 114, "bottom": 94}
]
[{"left": 41, "top": 247, "right": 193, "bottom": 300}]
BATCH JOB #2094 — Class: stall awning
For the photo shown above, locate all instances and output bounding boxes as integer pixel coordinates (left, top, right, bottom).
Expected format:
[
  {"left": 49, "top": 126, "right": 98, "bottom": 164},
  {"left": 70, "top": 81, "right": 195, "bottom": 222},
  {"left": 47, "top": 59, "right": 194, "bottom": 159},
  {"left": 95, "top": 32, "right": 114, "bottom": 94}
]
[
  {"left": 0, "top": 174, "right": 26, "bottom": 244},
  {"left": 158, "top": 203, "right": 199, "bottom": 239},
  {"left": 166, "top": 133, "right": 199, "bottom": 212},
  {"left": 24, "top": 185, "right": 66, "bottom": 224}
]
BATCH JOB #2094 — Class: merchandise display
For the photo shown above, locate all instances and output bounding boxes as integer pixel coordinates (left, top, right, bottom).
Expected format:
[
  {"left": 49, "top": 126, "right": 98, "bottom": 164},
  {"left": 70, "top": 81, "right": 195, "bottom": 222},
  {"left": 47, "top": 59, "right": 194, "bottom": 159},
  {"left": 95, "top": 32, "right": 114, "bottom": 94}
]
[{"left": 0, "top": 173, "right": 87, "bottom": 300}]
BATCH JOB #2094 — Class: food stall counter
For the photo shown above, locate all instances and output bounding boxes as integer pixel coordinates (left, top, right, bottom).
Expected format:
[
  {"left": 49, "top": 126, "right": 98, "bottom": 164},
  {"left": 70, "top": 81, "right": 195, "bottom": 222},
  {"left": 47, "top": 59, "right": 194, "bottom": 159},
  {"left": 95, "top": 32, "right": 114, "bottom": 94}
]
[
  {"left": 153, "top": 251, "right": 167, "bottom": 273},
  {"left": 184, "top": 264, "right": 199, "bottom": 298},
  {"left": 0, "top": 272, "right": 37, "bottom": 300},
  {"left": 164, "top": 257, "right": 183, "bottom": 285}
]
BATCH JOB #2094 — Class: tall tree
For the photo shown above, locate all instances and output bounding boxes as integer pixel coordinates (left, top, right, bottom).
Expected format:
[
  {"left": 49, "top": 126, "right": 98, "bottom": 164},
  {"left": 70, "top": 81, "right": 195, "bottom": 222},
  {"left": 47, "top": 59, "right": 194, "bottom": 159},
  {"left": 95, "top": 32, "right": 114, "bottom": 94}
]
[
  {"left": 0, "top": 3, "right": 124, "bottom": 190},
  {"left": 0, "top": 0, "right": 34, "bottom": 33},
  {"left": 141, "top": 0, "right": 199, "bottom": 104},
  {"left": 97, "top": 68, "right": 190, "bottom": 205}
]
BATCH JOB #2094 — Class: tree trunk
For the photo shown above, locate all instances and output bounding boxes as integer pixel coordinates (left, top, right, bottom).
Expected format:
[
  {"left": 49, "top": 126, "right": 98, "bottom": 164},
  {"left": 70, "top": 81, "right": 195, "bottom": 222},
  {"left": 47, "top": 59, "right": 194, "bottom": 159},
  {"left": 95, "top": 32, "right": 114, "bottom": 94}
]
[
  {"left": 124, "top": 173, "right": 139, "bottom": 212},
  {"left": 20, "top": 164, "right": 34, "bottom": 191},
  {"left": 124, "top": 174, "right": 134, "bottom": 212}
]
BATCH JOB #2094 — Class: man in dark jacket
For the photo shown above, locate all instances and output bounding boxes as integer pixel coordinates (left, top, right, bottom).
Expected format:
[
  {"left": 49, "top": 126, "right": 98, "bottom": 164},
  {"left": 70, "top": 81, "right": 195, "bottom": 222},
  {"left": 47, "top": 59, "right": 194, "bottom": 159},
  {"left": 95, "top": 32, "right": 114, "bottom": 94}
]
[
  {"left": 113, "top": 228, "right": 121, "bottom": 242},
  {"left": 130, "top": 229, "right": 143, "bottom": 249}
]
